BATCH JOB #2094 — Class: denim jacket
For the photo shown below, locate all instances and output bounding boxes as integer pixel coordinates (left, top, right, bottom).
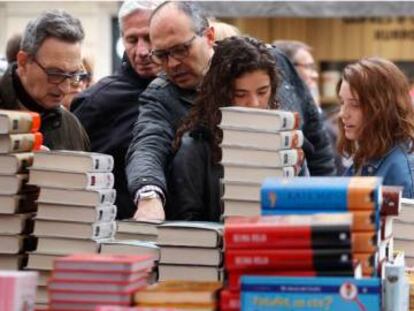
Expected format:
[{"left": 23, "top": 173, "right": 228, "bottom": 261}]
[{"left": 344, "top": 143, "right": 414, "bottom": 198}]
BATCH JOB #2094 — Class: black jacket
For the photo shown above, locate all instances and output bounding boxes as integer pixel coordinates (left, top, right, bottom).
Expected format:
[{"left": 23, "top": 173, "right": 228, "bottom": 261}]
[
  {"left": 71, "top": 55, "right": 152, "bottom": 219},
  {"left": 0, "top": 65, "right": 90, "bottom": 151},
  {"left": 167, "top": 133, "right": 222, "bottom": 221},
  {"left": 126, "top": 48, "right": 336, "bottom": 204}
]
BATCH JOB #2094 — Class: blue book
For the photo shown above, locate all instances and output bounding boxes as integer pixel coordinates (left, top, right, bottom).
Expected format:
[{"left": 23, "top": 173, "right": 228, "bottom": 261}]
[
  {"left": 261, "top": 177, "right": 382, "bottom": 211},
  {"left": 241, "top": 276, "right": 381, "bottom": 311}
]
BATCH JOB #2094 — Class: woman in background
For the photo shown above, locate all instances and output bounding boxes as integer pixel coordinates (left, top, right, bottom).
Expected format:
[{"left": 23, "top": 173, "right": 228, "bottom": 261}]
[
  {"left": 337, "top": 57, "right": 414, "bottom": 198},
  {"left": 168, "top": 36, "right": 300, "bottom": 221}
]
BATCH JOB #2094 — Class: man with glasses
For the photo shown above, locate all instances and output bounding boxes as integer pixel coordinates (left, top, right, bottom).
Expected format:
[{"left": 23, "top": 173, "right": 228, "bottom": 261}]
[
  {"left": 0, "top": 10, "right": 89, "bottom": 150},
  {"left": 126, "top": 1, "right": 335, "bottom": 220},
  {"left": 70, "top": 0, "right": 161, "bottom": 219}
]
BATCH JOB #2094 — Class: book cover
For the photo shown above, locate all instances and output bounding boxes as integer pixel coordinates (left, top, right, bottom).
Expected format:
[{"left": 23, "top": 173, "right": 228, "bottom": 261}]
[
  {"left": 36, "top": 202, "right": 117, "bottom": 223},
  {"left": 241, "top": 276, "right": 381, "bottom": 311},
  {"left": 221, "top": 145, "right": 304, "bottom": 168},
  {"left": 228, "top": 264, "right": 361, "bottom": 291},
  {"left": 0, "top": 271, "right": 38, "bottom": 311},
  {"left": 225, "top": 249, "right": 353, "bottom": 271},
  {"left": 133, "top": 280, "right": 222, "bottom": 305},
  {"left": 158, "top": 264, "right": 223, "bottom": 282},
  {"left": 219, "top": 107, "right": 299, "bottom": 131},
  {"left": 34, "top": 219, "right": 116, "bottom": 240},
  {"left": 221, "top": 127, "right": 304, "bottom": 151},
  {"left": 223, "top": 163, "right": 297, "bottom": 184},
  {"left": 100, "top": 240, "right": 160, "bottom": 261},
  {"left": 54, "top": 253, "right": 155, "bottom": 273},
  {"left": 52, "top": 269, "right": 150, "bottom": 284},
  {"left": 0, "top": 132, "right": 42, "bottom": 153},
  {"left": 383, "top": 251, "right": 409, "bottom": 311},
  {"left": 29, "top": 169, "right": 114, "bottom": 190},
  {"left": 381, "top": 185, "right": 402, "bottom": 216},
  {"left": 159, "top": 246, "right": 222, "bottom": 266},
  {"left": 0, "top": 174, "right": 28, "bottom": 195},
  {"left": 220, "top": 289, "right": 240, "bottom": 311},
  {"left": 38, "top": 187, "right": 116, "bottom": 206},
  {"left": 32, "top": 150, "right": 114, "bottom": 173},
  {"left": 35, "top": 236, "right": 100, "bottom": 255},
  {"left": 0, "top": 110, "right": 40, "bottom": 134},
  {"left": 224, "top": 213, "right": 352, "bottom": 249},
  {"left": 157, "top": 221, "right": 223, "bottom": 248},
  {"left": 0, "top": 152, "right": 33, "bottom": 174},
  {"left": 261, "top": 177, "right": 382, "bottom": 211}
]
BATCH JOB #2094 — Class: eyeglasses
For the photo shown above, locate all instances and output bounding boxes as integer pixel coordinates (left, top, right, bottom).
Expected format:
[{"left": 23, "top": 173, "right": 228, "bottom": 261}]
[
  {"left": 150, "top": 35, "right": 197, "bottom": 65},
  {"left": 32, "top": 58, "right": 89, "bottom": 87},
  {"left": 293, "top": 62, "right": 318, "bottom": 72}
]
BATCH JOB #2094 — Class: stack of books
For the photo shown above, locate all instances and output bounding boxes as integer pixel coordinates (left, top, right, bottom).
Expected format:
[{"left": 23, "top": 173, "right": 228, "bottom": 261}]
[
  {"left": 221, "top": 213, "right": 357, "bottom": 311},
  {"left": 48, "top": 253, "right": 156, "bottom": 310},
  {"left": 218, "top": 106, "right": 304, "bottom": 217},
  {"left": 134, "top": 280, "right": 222, "bottom": 310},
  {"left": 0, "top": 110, "right": 42, "bottom": 271},
  {"left": 393, "top": 197, "right": 414, "bottom": 264},
  {"left": 157, "top": 221, "right": 223, "bottom": 282},
  {"left": 261, "top": 176, "right": 392, "bottom": 277},
  {"left": 0, "top": 270, "right": 38, "bottom": 310},
  {"left": 25, "top": 150, "right": 117, "bottom": 307},
  {"left": 232, "top": 176, "right": 394, "bottom": 311}
]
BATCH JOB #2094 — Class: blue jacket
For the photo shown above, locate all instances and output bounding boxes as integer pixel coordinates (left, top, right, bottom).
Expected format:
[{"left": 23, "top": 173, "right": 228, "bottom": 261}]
[{"left": 344, "top": 143, "right": 414, "bottom": 198}]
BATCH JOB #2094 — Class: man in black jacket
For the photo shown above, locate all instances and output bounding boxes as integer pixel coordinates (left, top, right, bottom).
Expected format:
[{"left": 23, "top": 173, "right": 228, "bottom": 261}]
[
  {"left": 71, "top": 1, "right": 160, "bottom": 219},
  {"left": 126, "top": 1, "right": 336, "bottom": 220},
  {"left": 0, "top": 10, "right": 90, "bottom": 151}
]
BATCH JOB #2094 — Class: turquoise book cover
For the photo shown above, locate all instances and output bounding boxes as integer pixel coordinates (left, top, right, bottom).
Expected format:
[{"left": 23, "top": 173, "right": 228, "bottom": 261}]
[{"left": 241, "top": 276, "right": 381, "bottom": 311}]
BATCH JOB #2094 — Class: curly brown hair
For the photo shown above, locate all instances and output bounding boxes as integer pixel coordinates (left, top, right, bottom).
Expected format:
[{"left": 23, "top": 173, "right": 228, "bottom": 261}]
[
  {"left": 173, "top": 36, "right": 280, "bottom": 163},
  {"left": 337, "top": 57, "right": 414, "bottom": 169}
]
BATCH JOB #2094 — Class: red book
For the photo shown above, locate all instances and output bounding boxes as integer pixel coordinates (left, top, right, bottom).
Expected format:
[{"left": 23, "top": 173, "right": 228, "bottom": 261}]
[
  {"left": 52, "top": 269, "right": 150, "bottom": 283},
  {"left": 220, "top": 289, "right": 240, "bottom": 311},
  {"left": 54, "top": 254, "right": 155, "bottom": 273},
  {"left": 224, "top": 214, "right": 352, "bottom": 249},
  {"left": 225, "top": 249, "right": 352, "bottom": 271},
  {"left": 380, "top": 185, "right": 402, "bottom": 216}
]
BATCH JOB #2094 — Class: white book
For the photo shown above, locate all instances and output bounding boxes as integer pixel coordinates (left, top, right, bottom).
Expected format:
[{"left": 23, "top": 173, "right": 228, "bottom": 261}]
[
  {"left": 219, "top": 106, "right": 299, "bottom": 131},
  {"left": 32, "top": 150, "right": 114, "bottom": 173},
  {"left": 38, "top": 187, "right": 116, "bottom": 206}
]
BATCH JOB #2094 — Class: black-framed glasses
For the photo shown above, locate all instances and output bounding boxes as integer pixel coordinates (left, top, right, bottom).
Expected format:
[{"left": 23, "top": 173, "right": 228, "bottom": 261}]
[
  {"left": 150, "top": 35, "right": 197, "bottom": 65},
  {"left": 32, "top": 58, "right": 89, "bottom": 87}
]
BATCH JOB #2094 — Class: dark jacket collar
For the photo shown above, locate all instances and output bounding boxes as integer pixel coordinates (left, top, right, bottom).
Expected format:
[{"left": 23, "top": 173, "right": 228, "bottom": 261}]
[{"left": 119, "top": 52, "right": 152, "bottom": 89}]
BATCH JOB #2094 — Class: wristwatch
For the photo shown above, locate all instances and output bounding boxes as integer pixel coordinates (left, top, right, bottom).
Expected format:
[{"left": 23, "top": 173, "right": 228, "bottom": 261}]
[{"left": 139, "top": 190, "right": 160, "bottom": 200}]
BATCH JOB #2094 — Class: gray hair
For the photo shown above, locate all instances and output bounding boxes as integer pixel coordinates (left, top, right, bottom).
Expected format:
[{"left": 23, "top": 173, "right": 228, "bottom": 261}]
[
  {"left": 118, "top": 0, "right": 161, "bottom": 34},
  {"left": 272, "top": 40, "right": 312, "bottom": 62},
  {"left": 151, "top": 1, "right": 209, "bottom": 35},
  {"left": 21, "top": 10, "right": 84, "bottom": 57}
]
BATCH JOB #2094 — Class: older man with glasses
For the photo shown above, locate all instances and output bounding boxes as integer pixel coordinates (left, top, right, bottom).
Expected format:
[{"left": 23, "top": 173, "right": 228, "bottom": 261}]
[
  {"left": 0, "top": 9, "right": 89, "bottom": 150},
  {"left": 126, "top": 1, "right": 336, "bottom": 221}
]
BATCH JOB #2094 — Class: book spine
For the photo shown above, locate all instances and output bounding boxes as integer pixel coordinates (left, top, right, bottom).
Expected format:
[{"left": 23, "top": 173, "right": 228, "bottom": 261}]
[
  {"left": 92, "top": 221, "right": 117, "bottom": 240},
  {"left": 0, "top": 111, "right": 41, "bottom": 134},
  {"left": 383, "top": 261, "right": 408, "bottom": 311},
  {"left": 91, "top": 155, "right": 114, "bottom": 172},
  {"left": 261, "top": 177, "right": 379, "bottom": 211},
  {"left": 353, "top": 211, "right": 377, "bottom": 231},
  {"left": 0, "top": 132, "right": 42, "bottom": 153},
  {"left": 86, "top": 173, "right": 114, "bottom": 190},
  {"left": 381, "top": 186, "right": 401, "bottom": 216},
  {"left": 96, "top": 204, "right": 117, "bottom": 223},
  {"left": 280, "top": 111, "right": 300, "bottom": 130},
  {"left": 224, "top": 225, "right": 351, "bottom": 249},
  {"left": 225, "top": 249, "right": 352, "bottom": 271},
  {"left": 98, "top": 189, "right": 117, "bottom": 205},
  {"left": 352, "top": 232, "right": 378, "bottom": 253},
  {"left": 220, "top": 289, "right": 240, "bottom": 311},
  {"left": 228, "top": 269, "right": 357, "bottom": 291},
  {"left": 278, "top": 149, "right": 304, "bottom": 167},
  {"left": 280, "top": 130, "right": 304, "bottom": 149}
]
